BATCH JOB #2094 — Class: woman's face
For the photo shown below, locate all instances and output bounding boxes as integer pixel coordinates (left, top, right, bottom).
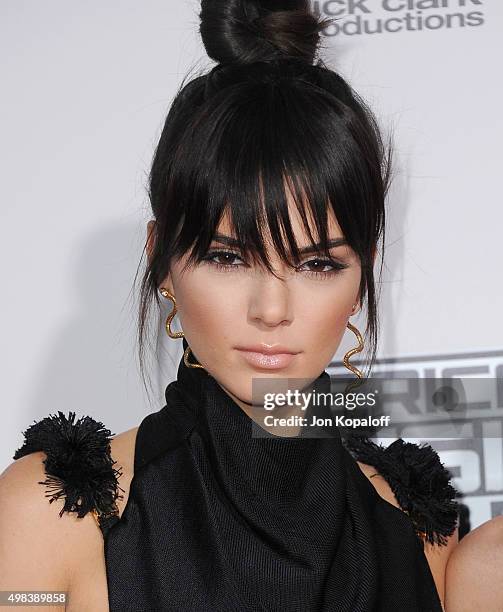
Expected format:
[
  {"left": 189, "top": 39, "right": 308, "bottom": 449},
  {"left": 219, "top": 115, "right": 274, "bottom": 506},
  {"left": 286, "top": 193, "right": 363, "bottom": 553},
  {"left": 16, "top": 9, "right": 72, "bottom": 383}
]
[{"left": 147, "top": 195, "right": 363, "bottom": 413}]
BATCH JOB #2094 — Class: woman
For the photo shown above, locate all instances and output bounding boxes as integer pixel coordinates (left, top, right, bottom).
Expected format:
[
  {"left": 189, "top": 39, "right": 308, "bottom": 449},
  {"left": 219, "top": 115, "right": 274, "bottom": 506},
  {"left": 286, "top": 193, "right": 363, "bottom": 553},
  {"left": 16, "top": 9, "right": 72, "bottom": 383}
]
[{"left": 0, "top": 1, "right": 459, "bottom": 610}]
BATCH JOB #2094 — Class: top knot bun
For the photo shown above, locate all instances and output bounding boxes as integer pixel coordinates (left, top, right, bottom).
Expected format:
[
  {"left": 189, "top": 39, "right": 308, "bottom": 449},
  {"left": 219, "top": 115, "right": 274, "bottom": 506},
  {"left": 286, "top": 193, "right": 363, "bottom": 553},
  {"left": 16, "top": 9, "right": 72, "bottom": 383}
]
[{"left": 199, "top": 0, "right": 329, "bottom": 66}]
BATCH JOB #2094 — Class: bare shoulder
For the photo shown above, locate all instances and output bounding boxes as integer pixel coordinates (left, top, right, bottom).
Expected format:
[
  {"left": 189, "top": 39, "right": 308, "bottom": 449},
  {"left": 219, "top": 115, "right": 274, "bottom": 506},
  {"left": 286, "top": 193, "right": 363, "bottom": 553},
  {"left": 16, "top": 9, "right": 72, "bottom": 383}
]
[
  {"left": 0, "top": 451, "right": 100, "bottom": 609},
  {"left": 357, "top": 460, "right": 459, "bottom": 609},
  {"left": 445, "top": 515, "right": 503, "bottom": 612},
  {"left": 0, "top": 424, "right": 139, "bottom": 611}
]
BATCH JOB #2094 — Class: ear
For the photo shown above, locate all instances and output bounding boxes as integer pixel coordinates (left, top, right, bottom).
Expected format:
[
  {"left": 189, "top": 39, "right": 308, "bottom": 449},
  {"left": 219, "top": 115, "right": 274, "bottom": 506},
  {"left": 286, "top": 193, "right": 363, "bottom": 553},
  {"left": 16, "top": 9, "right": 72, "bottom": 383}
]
[
  {"left": 159, "top": 272, "right": 175, "bottom": 298},
  {"left": 146, "top": 220, "right": 157, "bottom": 266}
]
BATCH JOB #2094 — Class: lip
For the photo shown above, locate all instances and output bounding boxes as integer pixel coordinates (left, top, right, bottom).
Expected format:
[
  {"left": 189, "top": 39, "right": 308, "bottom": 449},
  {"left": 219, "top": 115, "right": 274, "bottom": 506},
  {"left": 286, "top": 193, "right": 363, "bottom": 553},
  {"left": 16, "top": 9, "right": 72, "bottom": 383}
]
[
  {"left": 235, "top": 345, "right": 301, "bottom": 370},
  {"left": 235, "top": 344, "right": 300, "bottom": 355}
]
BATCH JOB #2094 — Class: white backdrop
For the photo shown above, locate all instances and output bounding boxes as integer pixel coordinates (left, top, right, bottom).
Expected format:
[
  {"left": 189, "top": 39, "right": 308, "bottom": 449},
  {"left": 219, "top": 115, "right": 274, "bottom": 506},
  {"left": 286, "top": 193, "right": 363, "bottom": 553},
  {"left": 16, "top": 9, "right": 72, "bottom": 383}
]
[{"left": 1, "top": 0, "right": 501, "bottom": 532}]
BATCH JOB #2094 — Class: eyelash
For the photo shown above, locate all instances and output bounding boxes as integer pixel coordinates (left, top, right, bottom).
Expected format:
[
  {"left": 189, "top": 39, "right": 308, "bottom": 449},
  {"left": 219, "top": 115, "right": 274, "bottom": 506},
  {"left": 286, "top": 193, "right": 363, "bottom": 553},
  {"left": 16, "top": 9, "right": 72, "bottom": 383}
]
[{"left": 201, "top": 249, "right": 349, "bottom": 279}]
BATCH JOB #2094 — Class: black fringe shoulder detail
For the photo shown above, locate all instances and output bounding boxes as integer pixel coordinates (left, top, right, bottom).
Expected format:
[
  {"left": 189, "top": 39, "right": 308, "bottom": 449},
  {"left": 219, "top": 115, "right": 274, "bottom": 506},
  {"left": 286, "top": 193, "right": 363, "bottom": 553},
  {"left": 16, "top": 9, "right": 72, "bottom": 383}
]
[
  {"left": 343, "top": 435, "right": 460, "bottom": 547},
  {"left": 13, "top": 411, "right": 124, "bottom": 534}
]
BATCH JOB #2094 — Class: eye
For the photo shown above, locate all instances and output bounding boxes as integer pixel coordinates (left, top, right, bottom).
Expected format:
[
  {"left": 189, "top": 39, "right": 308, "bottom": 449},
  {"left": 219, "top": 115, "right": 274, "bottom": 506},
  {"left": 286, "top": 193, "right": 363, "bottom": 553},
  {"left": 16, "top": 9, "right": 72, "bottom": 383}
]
[
  {"left": 201, "top": 250, "right": 246, "bottom": 270},
  {"left": 298, "top": 257, "right": 349, "bottom": 279}
]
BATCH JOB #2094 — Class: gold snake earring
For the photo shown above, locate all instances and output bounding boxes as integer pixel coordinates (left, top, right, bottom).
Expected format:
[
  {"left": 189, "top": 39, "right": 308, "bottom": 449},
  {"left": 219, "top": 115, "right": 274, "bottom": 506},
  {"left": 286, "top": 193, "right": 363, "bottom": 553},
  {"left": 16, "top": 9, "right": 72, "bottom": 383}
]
[
  {"left": 342, "top": 306, "right": 365, "bottom": 394},
  {"left": 159, "top": 287, "right": 205, "bottom": 370},
  {"left": 343, "top": 321, "right": 364, "bottom": 379}
]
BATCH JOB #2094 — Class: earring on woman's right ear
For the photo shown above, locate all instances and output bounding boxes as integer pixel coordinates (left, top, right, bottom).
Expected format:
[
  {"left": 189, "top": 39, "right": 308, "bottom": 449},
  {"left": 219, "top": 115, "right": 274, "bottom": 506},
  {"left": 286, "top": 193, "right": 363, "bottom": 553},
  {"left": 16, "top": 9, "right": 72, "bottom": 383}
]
[{"left": 159, "top": 287, "right": 205, "bottom": 370}]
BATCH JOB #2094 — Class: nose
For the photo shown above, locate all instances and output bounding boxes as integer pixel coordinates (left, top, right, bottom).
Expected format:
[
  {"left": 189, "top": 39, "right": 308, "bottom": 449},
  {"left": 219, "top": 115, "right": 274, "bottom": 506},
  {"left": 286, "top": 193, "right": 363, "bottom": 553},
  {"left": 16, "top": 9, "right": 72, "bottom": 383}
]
[{"left": 247, "top": 272, "right": 293, "bottom": 328}]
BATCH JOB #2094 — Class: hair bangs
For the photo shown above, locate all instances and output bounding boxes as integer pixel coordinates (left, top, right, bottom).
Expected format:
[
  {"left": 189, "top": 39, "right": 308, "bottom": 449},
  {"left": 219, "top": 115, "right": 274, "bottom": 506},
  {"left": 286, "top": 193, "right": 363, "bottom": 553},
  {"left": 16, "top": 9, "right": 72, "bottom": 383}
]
[{"left": 165, "top": 76, "right": 375, "bottom": 279}]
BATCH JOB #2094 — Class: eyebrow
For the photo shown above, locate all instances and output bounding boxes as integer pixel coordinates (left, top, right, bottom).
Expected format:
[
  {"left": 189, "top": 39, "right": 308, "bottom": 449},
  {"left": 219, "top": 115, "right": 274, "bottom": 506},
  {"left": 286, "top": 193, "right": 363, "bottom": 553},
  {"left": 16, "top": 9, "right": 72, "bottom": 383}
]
[{"left": 212, "top": 233, "right": 348, "bottom": 254}]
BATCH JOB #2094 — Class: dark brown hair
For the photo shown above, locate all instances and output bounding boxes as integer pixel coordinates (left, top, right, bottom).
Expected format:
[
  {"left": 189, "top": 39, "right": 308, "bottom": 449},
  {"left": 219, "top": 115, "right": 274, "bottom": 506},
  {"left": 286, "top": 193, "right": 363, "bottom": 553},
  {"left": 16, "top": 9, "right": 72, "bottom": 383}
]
[{"left": 133, "top": 0, "right": 393, "bottom": 398}]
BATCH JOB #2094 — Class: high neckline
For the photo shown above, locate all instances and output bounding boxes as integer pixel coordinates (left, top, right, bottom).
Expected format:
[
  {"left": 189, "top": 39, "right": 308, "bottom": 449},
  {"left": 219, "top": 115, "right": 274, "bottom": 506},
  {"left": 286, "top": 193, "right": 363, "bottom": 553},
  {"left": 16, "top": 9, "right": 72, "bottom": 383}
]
[
  {"left": 148, "top": 339, "right": 345, "bottom": 504},
  {"left": 118, "top": 338, "right": 444, "bottom": 612}
]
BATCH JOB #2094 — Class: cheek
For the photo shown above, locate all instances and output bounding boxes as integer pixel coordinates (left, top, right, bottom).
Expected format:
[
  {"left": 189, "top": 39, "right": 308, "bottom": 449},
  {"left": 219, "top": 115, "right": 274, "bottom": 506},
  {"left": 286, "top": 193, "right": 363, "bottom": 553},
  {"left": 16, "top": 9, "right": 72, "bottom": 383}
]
[
  {"left": 295, "top": 275, "right": 358, "bottom": 353},
  {"left": 174, "top": 272, "right": 245, "bottom": 361}
]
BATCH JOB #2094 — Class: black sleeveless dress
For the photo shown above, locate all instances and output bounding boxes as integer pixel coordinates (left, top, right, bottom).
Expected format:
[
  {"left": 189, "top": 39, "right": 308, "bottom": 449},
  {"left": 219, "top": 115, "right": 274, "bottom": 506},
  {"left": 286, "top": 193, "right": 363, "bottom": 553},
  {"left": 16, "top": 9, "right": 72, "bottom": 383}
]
[{"left": 13, "top": 348, "right": 459, "bottom": 612}]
